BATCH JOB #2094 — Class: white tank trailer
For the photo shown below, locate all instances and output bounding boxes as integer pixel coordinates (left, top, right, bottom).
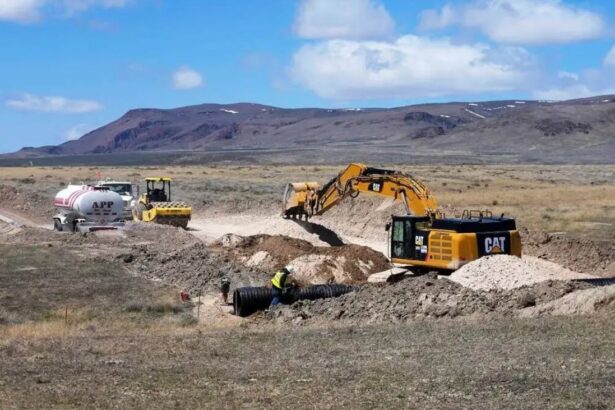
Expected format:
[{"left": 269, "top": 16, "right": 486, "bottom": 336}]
[{"left": 53, "top": 185, "right": 125, "bottom": 232}]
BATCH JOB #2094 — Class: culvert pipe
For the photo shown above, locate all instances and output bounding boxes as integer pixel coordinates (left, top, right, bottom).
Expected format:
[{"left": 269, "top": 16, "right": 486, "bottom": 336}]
[{"left": 233, "top": 284, "right": 356, "bottom": 317}]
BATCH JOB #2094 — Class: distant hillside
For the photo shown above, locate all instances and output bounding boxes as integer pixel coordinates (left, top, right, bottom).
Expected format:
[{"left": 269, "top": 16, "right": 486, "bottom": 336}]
[{"left": 6, "top": 96, "right": 615, "bottom": 164}]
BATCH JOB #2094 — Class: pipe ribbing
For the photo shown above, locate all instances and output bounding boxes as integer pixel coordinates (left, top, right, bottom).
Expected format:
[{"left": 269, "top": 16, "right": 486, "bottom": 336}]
[{"left": 233, "top": 284, "right": 355, "bottom": 317}]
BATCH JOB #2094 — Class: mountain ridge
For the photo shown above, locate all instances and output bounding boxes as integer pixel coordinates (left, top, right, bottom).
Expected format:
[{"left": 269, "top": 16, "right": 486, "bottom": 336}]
[{"left": 6, "top": 96, "right": 615, "bottom": 164}]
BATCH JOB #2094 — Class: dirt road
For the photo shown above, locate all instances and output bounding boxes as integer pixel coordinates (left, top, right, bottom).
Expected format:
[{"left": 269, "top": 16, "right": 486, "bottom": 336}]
[{"left": 0, "top": 208, "right": 52, "bottom": 231}]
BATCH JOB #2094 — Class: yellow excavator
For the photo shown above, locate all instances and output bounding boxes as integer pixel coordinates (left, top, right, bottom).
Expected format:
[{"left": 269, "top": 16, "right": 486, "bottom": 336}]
[
  {"left": 133, "top": 177, "right": 191, "bottom": 229},
  {"left": 283, "top": 163, "right": 521, "bottom": 271}
]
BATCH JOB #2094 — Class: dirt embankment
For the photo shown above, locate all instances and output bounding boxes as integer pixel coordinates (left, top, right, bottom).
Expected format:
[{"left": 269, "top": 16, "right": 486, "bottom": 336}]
[
  {"left": 269, "top": 250, "right": 615, "bottom": 325},
  {"left": 0, "top": 184, "right": 52, "bottom": 221},
  {"left": 111, "top": 226, "right": 267, "bottom": 296},
  {"left": 214, "top": 234, "right": 391, "bottom": 285},
  {"left": 269, "top": 275, "right": 596, "bottom": 324},
  {"left": 522, "top": 229, "right": 615, "bottom": 276}
]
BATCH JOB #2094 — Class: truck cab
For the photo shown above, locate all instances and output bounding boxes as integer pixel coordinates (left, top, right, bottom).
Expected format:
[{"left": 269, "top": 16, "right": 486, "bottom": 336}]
[{"left": 97, "top": 180, "right": 136, "bottom": 219}]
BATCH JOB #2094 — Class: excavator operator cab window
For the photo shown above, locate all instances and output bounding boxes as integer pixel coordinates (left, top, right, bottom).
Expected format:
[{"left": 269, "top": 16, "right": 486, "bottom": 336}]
[
  {"left": 392, "top": 220, "right": 405, "bottom": 258},
  {"left": 390, "top": 216, "right": 430, "bottom": 260}
]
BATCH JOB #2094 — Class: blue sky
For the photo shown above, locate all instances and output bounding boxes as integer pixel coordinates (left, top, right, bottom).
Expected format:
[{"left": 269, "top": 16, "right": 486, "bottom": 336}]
[{"left": 1, "top": 0, "right": 615, "bottom": 153}]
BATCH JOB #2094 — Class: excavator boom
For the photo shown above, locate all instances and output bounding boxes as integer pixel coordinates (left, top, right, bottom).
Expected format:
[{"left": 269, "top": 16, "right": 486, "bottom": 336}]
[{"left": 283, "top": 163, "right": 437, "bottom": 218}]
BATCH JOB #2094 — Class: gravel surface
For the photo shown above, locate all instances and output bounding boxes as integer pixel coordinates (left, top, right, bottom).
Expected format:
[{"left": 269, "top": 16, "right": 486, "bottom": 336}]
[{"left": 449, "top": 254, "right": 595, "bottom": 290}]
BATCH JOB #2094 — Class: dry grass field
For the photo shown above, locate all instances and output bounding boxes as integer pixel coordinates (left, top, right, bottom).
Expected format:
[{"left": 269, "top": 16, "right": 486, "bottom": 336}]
[{"left": 1, "top": 164, "right": 614, "bottom": 239}]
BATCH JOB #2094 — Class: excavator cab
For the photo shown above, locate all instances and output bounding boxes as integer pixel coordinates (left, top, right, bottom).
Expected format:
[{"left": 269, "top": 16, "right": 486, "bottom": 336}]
[{"left": 390, "top": 216, "right": 431, "bottom": 261}]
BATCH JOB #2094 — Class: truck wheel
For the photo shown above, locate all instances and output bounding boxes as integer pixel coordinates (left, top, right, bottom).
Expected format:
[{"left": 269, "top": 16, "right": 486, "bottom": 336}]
[{"left": 53, "top": 219, "right": 63, "bottom": 232}]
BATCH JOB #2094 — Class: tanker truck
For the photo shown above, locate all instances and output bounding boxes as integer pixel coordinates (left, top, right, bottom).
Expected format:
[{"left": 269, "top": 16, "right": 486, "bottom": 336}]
[{"left": 53, "top": 185, "right": 125, "bottom": 232}]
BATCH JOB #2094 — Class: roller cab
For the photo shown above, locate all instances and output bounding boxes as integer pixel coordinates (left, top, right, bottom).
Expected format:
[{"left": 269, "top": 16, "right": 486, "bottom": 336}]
[{"left": 133, "top": 177, "right": 192, "bottom": 229}]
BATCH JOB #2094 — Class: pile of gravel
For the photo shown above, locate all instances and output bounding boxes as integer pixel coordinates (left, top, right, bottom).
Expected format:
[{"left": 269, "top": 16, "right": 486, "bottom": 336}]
[{"left": 449, "top": 255, "right": 595, "bottom": 291}]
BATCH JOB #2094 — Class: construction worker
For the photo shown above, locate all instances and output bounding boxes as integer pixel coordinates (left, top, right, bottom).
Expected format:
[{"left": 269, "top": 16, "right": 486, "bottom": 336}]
[
  {"left": 270, "top": 265, "right": 295, "bottom": 307},
  {"left": 220, "top": 277, "right": 231, "bottom": 304}
]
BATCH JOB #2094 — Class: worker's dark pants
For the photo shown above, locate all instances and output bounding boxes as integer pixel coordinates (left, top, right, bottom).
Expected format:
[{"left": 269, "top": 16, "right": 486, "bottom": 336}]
[{"left": 270, "top": 287, "right": 282, "bottom": 306}]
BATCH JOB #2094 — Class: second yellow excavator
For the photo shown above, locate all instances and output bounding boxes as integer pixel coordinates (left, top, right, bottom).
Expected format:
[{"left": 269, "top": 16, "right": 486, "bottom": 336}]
[{"left": 283, "top": 163, "right": 521, "bottom": 271}]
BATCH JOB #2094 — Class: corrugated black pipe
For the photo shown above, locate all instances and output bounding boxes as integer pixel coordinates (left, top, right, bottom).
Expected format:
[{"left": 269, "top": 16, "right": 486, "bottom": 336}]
[{"left": 233, "top": 284, "right": 356, "bottom": 317}]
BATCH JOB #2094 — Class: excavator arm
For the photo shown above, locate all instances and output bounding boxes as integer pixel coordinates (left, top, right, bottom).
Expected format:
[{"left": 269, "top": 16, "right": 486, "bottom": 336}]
[{"left": 283, "top": 163, "right": 437, "bottom": 218}]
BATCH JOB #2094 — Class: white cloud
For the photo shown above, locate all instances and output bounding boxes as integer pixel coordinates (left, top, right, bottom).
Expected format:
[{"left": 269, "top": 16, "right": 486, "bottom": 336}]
[
  {"left": 60, "top": 0, "right": 131, "bottom": 16},
  {"left": 418, "top": 5, "right": 455, "bottom": 31},
  {"left": 420, "top": 0, "right": 605, "bottom": 45},
  {"left": 557, "top": 71, "right": 579, "bottom": 81},
  {"left": 291, "top": 35, "right": 529, "bottom": 100},
  {"left": 604, "top": 46, "right": 615, "bottom": 67},
  {"left": 0, "top": 0, "right": 44, "bottom": 23},
  {"left": 172, "top": 66, "right": 204, "bottom": 90},
  {"left": 5, "top": 93, "right": 103, "bottom": 113},
  {"left": 63, "top": 123, "right": 94, "bottom": 141},
  {"left": 0, "top": 0, "right": 131, "bottom": 23},
  {"left": 533, "top": 85, "right": 615, "bottom": 101},
  {"left": 293, "top": 0, "right": 394, "bottom": 40}
]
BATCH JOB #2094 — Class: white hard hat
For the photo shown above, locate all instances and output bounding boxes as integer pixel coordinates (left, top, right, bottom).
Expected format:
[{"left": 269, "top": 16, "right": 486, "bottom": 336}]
[{"left": 285, "top": 265, "right": 295, "bottom": 274}]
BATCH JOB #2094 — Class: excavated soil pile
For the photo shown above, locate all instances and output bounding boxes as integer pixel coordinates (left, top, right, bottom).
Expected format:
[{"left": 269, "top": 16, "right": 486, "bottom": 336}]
[
  {"left": 125, "top": 226, "right": 268, "bottom": 295},
  {"left": 522, "top": 229, "right": 615, "bottom": 277},
  {"left": 269, "top": 275, "right": 591, "bottom": 324},
  {"left": 215, "top": 234, "right": 391, "bottom": 285},
  {"left": 520, "top": 285, "right": 615, "bottom": 317},
  {"left": 448, "top": 255, "right": 595, "bottom": 291}
]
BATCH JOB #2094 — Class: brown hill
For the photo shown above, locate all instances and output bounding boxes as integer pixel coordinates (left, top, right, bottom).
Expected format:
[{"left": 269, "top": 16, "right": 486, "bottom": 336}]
[{"left": 7, "top": 96, "right": 615, "bottom": 164}]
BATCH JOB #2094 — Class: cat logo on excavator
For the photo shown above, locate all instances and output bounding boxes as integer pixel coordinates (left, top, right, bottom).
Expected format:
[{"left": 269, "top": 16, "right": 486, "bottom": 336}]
[{"left": 485, "top": 236, "right": 507, "bottom": 254}]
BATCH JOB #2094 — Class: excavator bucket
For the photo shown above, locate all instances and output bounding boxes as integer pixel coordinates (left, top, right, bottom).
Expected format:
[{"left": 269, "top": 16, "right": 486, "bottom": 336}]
[{"left": 283, "top": 182, "right": 320, "bottom": 218}]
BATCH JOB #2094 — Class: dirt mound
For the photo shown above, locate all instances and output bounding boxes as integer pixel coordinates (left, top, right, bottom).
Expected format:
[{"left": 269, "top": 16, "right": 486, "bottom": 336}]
[
  {"left": 216, "top": 234, "right": 391, "bottom": 285},
  {"left": 125, "top": 228, "right": 268, "bottom": 295},
  {"left": 449, "top": 255, "right": 595, "bottom": 291},
  {"left": 0, "top": 184, "right": 52, "bottom": 219},
  {"left": 269, "top": 276, "right": 590, "bottom": 324},
  {"left": 522, "top": 229, "right": 615, "bottom": 277},
  {"left": 519, "top": 285, "right": 615, "bottom": 317}
]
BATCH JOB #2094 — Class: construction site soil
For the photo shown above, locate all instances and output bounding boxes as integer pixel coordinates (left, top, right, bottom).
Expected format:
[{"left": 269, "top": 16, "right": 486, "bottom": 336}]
[
  {"left": 0, "top": 184, "right": 51, "bottom": 220},
  {"left": 214, "top": 234, "right": 391, "bottom": 285},
  {"left": 268, "top": 276, "right": 599, "bottom": 325},
  {"left": 521, "top": 228, "right": 615, "bottom": 276},
  {"left": 1, "top": 174, "right": 614, "bottom": 329}
]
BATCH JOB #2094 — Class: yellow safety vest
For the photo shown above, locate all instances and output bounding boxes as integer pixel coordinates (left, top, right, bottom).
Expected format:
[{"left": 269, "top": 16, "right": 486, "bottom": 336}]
[{"left": 271, "top": 270, "right": 288, "bottom": 289}]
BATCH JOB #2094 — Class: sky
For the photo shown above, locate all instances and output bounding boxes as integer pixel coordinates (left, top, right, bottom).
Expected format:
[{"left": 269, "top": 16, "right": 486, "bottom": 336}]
[{"left": 1, "top": 0, "right": 615, "bottom": 153}]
